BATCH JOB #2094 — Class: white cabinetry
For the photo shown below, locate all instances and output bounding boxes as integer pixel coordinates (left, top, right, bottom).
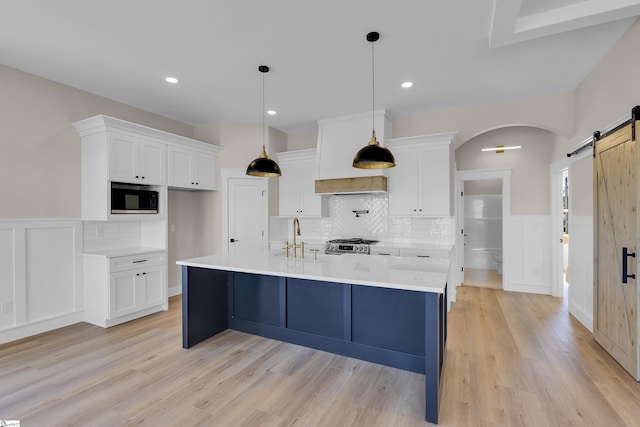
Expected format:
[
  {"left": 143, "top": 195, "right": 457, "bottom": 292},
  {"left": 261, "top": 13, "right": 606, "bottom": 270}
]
[
  {"left": 277, "top": 149, "right": 325, "bottom": 217},
  {"left": 83, "top": 250, "right": 167, "bottom": 328},
  {"left": 371, "top": 247, "right": 400, "bottom": 256},
  {"left": 168, "top": 146, "right": 218, "bottom": 190},
  {"left": 399, "top": 248, "right": 450, "bottom": 259},
  {"left": 73, "top": 115, "right": 221, "bottom": 220},
  {"left": 109, "top": 133, "right": 166, "bottom": 185},
  {"left": 386, "top": 133, "right": 456, "bottom": 217}
]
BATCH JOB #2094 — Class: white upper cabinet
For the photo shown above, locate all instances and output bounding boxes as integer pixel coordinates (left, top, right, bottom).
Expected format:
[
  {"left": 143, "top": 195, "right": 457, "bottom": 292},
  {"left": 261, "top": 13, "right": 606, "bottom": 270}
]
[
  {"left": 168, "top": 146, "right": 217, "bottom": 190},
  {"left": 109, "top": 133, "right": 166, "bottom": 185},
  {"left": 386, "top": 133, "right": 456, "bottom": 217},
  {"left": 73, "top": 115, "right": 222, "bottom": 220},
  {"left": 277, "top": 149, "right": 325, "bottom": 217}
]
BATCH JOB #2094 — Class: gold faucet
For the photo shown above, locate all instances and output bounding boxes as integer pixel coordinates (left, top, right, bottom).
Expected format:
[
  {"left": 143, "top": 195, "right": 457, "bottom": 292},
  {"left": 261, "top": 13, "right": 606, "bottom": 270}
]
[{"left": 284, "top": 217, "right": 304, "bottom": 258}]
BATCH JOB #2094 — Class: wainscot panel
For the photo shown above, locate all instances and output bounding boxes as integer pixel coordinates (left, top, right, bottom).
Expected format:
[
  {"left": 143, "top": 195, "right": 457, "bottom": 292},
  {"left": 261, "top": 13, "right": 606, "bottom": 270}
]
[{"left": 0, "top": 220, "right": 83, "bottom": 344}]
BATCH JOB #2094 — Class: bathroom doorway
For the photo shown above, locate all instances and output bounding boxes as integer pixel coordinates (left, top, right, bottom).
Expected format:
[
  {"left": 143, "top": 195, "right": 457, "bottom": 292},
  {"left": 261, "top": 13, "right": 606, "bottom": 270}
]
[
  {"left": 462, "top": 179, "right": 503, "bottom": 289},
  {"left": 455, "top": 168, "right": 511, "bottom": 292}
]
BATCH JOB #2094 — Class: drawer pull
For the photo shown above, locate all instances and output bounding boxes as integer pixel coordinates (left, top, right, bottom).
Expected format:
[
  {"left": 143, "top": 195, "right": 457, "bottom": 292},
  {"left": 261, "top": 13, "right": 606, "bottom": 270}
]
[
  {"left": 132, "top": 259, "right": 147, "bottom": 263},
  {"left": 379, "top": 253, "right": 391, "bottom": 256},
  {"left": 416, "top": 255, "right": 431, "bottom": 258}
]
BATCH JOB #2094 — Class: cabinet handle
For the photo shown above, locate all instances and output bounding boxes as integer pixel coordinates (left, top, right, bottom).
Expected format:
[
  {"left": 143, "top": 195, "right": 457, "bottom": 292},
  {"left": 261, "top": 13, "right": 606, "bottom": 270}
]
[
  {"left": 142, "top": 272, "right": 146, "bottom": 275},
  {"left": 132, "top": 259, "right": 147, "bottom": 263},
  {"left": 136, "top": 175, "right": 139, "bottom": 178},
  {"left": 622, "top": 247, "right": 636, "bottom": 284},
  {"left": 379, "top": 253, "right": 391, "bottom": 256},
  {"left": 136, "top": 273, "right": 140, "bottom": 276},
  {"left": 417, "top": 255, "right": 431, "bottom": 258}
]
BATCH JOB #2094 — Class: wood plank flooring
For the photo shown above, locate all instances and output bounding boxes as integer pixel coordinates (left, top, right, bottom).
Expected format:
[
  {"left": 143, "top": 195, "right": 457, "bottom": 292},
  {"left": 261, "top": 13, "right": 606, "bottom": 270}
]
[
  {"left": 2, "top": 287, "right": 640, "bottom": 426},
  {"left": 463, "top": 268, "right": 502, "bottom": 289}
]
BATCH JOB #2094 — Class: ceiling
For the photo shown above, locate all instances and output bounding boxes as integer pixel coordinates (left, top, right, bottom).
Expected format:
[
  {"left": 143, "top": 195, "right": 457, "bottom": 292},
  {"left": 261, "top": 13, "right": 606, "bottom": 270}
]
[{"left": 1, "top": 0, "right": 639, "bottom": 133}]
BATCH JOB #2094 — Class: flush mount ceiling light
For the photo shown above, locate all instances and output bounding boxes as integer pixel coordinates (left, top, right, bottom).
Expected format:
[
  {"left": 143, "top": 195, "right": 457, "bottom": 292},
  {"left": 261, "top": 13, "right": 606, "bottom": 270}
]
[
  {"left": 267, "top": 110, "right": 277, "bottom": 115},
  {"left": 481, "top": 145, "right": 522, "bottom": 153},
  {"left": 401, "top": 81, "right": 413, "bottom": 88},
  {"left": 353, "top": 31, "right": 396, "bottom": 170},
  {"left": 246, "top": 65, "right": 281, "bottom": 177},
  {"left": 165, "top": 76, "right": 179, "bottom": 84}
]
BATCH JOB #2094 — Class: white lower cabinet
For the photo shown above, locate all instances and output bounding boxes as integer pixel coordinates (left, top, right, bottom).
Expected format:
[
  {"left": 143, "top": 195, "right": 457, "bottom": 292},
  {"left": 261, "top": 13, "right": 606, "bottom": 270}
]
[
  {"left": 399, "top": 248, "right": 450, "bottom": 259},
  {"left": 83, "top": 250, "right": 167, "bottom": 327},
  {"left": 370, "top": 247, "right": 400, "bottom": 256},
  {"left": 109, "top": 264, "right": 165, "bottom": 319}
]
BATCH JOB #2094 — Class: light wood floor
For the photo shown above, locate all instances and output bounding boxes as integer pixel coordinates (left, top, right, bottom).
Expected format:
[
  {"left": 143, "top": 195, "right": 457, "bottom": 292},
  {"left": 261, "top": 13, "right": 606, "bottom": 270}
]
[
  {"left": 463, "top": 268, "right": 502, "bottom": 289},
  {"left": 2, "top": 288, "right": 640, "bottom": 426}
]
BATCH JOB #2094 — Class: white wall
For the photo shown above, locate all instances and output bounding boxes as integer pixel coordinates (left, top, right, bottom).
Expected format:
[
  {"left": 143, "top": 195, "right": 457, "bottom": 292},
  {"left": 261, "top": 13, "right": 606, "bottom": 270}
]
[
  {"left": 0, "top": 64, "right": 194, "bottom": 219},
  {"left": 167, "top": 190, "right": 216, "bottom": 294},
  {"left": 455, "top": 126, "right": 555, "bottom": 215}
]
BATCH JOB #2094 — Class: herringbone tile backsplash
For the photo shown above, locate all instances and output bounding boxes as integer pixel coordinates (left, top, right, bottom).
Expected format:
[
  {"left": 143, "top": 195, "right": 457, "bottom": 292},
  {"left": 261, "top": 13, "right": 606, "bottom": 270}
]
[{"left": 271, "top": 194, "right": 453, "bottom": 245}]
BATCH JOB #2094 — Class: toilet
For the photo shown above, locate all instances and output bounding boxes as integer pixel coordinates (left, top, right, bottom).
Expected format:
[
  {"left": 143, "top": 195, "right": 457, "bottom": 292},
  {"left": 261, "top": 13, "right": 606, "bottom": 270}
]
[{"left": 493, "top": 250, "right": 503, "bottom": 275}]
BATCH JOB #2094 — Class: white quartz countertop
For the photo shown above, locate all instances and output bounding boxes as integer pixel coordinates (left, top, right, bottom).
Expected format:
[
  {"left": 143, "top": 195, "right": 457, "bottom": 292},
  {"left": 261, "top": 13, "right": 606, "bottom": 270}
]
[
  {"left": 177, "top": 251, "right": 449, "bottom": 294},
  {"left": 81, "top": 247, "right": 166, "bottom": 258}
]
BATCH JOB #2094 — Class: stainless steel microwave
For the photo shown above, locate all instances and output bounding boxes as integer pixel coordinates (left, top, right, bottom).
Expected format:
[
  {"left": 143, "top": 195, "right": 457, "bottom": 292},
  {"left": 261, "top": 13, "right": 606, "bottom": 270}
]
[{"left": 111, "top": 183, "right": 159, "bottom": 214}]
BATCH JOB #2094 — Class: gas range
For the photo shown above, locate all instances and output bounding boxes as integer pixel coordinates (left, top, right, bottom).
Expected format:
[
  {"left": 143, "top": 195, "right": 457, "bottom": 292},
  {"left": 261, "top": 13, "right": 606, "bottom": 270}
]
[{"left": 325, "top": 238, "right": 379, "bottom": 255}]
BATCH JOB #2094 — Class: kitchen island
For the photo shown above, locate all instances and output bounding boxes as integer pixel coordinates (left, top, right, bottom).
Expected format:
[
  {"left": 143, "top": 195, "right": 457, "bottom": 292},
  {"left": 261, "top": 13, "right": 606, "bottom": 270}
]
[{"left": 177, "top": 251, "right": 450, "bottom": 424}]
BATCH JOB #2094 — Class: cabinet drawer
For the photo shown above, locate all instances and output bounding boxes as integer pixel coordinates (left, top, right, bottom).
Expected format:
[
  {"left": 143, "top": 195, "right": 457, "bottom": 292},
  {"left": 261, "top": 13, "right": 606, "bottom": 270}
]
[
  {"left": 110, "top": 251, "right": 166, "bottom": 272},
  {"left": 370, "top": 247, "right": 400, "bottom": 256},
  {"left": 398, "top": 248, "right": 450, "bottom": 259}
]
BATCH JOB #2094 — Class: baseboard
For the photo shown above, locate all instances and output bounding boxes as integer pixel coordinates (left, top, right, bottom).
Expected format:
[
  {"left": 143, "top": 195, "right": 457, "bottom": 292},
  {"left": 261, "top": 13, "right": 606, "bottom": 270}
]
[
  {"left": 569, "top": 302, "right": 593, "bottom": 332},
  {"left": 168, "top": 285, "right": 182, "bottom": 297},
  {"left": 505, "top": 281, "right": 552, "bottom": 295},
  {"left": 0, "top": 311, "right": 84, "bottom": 345}
]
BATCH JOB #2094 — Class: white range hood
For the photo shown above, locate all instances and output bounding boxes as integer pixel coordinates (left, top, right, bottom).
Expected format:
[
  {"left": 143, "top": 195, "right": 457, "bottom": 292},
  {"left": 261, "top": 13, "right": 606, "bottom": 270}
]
[{"left": 315, "top": 110, "right": 391, "bottom": 194}]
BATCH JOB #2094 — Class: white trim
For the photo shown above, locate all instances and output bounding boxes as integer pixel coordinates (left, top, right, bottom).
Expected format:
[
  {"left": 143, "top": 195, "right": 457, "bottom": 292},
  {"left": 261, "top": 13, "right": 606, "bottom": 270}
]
[
  {"left": 455, "top": 168, "right": 512, "bottom": 294},
  {"left": 0, "top": 311, "right": 83, "bottom": 345},
  {"left": 549, "top": 158, "right": 569, "bottom": 298}
]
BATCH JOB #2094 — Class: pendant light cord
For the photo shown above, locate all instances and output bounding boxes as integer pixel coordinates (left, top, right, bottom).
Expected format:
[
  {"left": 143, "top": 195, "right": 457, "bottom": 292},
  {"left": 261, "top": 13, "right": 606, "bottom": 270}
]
[
  {"left": 371, "top": 39, "right": 375, "bottom": 133},
  {"left": 262, "top": 71, "right": 266, "bottom": 153}
]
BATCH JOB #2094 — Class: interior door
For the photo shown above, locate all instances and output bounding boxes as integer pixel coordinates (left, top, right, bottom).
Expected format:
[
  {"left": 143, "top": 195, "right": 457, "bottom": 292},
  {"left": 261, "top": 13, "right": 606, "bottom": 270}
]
[
  {"left": 228, "top": 177, "right": 265, "bottom": 255},
  {"left": 594, "top": 123, "right": 639, "bottom": 380}
]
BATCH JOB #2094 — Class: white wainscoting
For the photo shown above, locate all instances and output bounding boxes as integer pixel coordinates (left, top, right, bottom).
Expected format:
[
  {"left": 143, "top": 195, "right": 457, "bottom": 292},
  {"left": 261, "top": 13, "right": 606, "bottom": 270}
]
[
  {"left": 567, "top": 216, "right": 593, "bottom": 331},
  {"left": 0, "top": 220, "right": 83, "bottom": 344},
  {"left": 506, "top": 215, "right": 552, "bottom": 295}
]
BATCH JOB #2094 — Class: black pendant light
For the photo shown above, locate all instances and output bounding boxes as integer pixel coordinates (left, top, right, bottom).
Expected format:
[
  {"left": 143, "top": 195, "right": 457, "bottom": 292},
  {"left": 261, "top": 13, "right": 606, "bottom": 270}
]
[
  {"left": 246, "top": 65, "right": 281, "bottom": 177},
  {"left": 353, "top": 31, "right": 395, "bottom": 169}
]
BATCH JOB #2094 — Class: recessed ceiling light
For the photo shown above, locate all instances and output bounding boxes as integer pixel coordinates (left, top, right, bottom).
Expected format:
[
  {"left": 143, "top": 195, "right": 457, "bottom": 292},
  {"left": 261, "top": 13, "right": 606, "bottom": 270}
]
[
  {"left": 401, "top": 81, "right": 413, "bottom": 88},
  {"left": 165, "top": 76, "right": 179, "bottom": 84},
  {"left": 267, "top": 110, "right": 277, "bottom": 115}
]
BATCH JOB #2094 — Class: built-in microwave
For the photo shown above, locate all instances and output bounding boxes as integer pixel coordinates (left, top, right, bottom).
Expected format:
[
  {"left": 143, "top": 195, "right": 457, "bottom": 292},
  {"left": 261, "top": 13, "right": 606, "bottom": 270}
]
[{"left": 111, "top": 183, "right": 159, "bottom": 214}]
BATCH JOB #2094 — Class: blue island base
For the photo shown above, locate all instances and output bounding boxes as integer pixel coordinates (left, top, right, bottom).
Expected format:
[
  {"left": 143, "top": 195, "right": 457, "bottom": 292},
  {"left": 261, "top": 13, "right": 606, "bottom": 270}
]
[{"left": 181, "top": 266, "right": 446, "bottom": 424}]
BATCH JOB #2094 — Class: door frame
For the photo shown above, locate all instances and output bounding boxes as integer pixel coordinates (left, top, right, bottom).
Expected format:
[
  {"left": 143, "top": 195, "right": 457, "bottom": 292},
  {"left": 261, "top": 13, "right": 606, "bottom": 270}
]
[
  {"left": 455, "top": 168, "right": 511, "bottom": 292},
  {"left": 549, "top": 152, "right": 589, "bottom": 297},
  {"left": 221, "top": 168, "right": 269, "bottom": 254}
]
